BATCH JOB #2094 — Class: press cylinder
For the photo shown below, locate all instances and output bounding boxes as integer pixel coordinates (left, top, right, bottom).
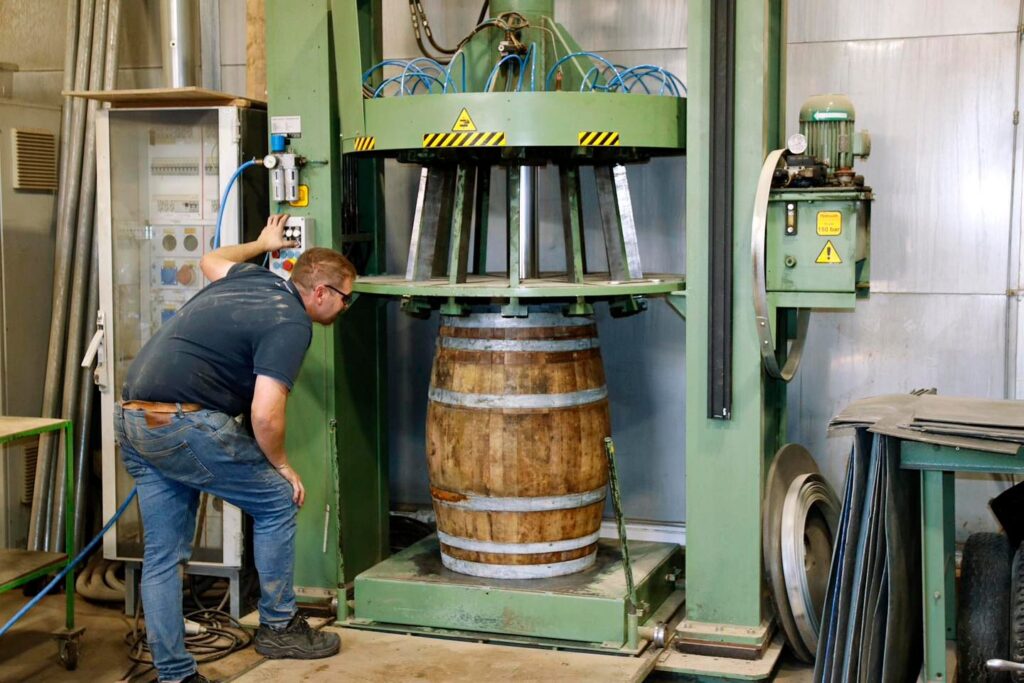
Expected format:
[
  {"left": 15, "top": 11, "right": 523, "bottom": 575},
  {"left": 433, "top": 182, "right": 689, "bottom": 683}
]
[{"left": 426, "top": 312, "right": 611, "bottom": 579}]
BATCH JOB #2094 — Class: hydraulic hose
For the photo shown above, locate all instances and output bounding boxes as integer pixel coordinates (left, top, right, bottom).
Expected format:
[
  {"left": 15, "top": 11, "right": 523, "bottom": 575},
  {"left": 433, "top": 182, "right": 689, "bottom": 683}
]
[
  {"left": 0, "top": 487, "right": 138, "bottom": 638},
  {"left": 214, "top": 159, "right": 258, "bottom": 249}
]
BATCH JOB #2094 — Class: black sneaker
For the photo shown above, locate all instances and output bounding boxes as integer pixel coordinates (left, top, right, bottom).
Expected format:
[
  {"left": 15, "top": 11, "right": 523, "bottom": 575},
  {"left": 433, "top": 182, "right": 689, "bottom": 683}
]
[
  {"left": 254, "top": 615, "right": 341, "bottom": 659},
  {"left": 181, "top": 673, "right": 212, "bottom": 683}
]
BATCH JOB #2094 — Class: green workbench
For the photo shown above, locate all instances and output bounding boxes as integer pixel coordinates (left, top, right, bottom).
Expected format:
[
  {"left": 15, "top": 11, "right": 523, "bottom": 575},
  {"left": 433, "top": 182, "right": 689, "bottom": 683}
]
[
  {"left": 0, "top": 416, "right": 79, "bottom": 669},
  {"left": 900, "top": 439, "right": 1024, "bottom": 682}
]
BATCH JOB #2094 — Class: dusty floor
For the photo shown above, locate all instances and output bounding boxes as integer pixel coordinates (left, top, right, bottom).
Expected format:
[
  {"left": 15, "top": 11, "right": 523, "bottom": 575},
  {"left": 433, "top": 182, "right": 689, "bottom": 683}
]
[{"left": 0, "top": 590, "right": 814, "bottom": 682}]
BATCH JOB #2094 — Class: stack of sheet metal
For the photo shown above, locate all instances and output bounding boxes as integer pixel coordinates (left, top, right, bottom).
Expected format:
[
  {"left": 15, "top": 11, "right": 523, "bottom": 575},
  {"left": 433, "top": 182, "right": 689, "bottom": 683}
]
[
  {"left": 817, "top": 393, "right": 1024, "bottom": 681},
  {"left": 813, "top": 428, "right": 921, "bottom": 682},
  {"left": 830, "top": 393, "right": 1024, "bottom": 454}
]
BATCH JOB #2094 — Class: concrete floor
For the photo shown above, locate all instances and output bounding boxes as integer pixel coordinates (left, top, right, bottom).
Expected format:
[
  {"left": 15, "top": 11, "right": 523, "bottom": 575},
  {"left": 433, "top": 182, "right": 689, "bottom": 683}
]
[{"left": 0, "top": 590, "right": 814, "bottom": 682}]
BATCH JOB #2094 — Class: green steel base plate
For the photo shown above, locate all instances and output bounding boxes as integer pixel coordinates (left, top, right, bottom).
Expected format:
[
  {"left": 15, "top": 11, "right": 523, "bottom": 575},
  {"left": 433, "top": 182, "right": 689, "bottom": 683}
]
[
  {"left": 353, "top": 535, "right": 684, "bottom": 648},
  {"left": 352, "top": 272, "right": 685, "bottom": 300}
]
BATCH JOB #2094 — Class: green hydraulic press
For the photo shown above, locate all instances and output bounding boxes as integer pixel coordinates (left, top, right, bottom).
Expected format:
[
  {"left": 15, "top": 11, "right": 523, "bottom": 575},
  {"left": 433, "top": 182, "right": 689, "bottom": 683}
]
[{"left": 263, "top": 0, "right": 872, "bottom": 677}]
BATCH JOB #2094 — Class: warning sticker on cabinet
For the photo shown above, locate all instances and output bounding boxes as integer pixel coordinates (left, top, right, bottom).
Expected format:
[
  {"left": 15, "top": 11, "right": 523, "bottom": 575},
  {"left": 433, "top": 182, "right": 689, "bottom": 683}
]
[
  {"left": 815, "top": 240, "right": 843, "bottom": 264},
  {"left": 816, "top": 211, "right": 842, "bottom": 236}
]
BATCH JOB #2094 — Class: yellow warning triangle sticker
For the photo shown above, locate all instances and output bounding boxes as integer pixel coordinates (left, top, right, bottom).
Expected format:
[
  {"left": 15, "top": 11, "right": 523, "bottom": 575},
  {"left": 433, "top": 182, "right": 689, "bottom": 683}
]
[
  {"left": 452, "top": 108, "right": 477, "bottom": 131},
  {"left": 815, "top": 240, "right": 843, "bottom": 264}
]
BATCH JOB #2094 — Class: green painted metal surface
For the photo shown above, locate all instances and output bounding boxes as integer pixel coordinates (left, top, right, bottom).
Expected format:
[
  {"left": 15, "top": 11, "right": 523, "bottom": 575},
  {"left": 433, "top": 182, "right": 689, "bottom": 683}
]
[
  {"left": 354, "top": 536, "right": 683, "bottom": 646},
  {"left": 352, "top": 273, "right": 684, "bottom": 299},
  {"left": 0, "top": 421, "right": 75, "bottom": 629},
  {"left": 356, "top": 93, "right": 685, "bottom": 153},
  {"left": 266, "top": 0, "right": 390, "bottom": 611},
  {"left": 898, "top": 439, "right": 1024, "bottom": 682},
  {"left": 683, "top": 0, "right": 786, "bottom": 635},
  {"left": 766, "top": 193, "right": 869, "bottom": 294},
  {"left": 901, "top": 440, "right": 1024, "bottom": 473},
  {"left": 919, "top": 469, "right": 955, "bottom": 682}
]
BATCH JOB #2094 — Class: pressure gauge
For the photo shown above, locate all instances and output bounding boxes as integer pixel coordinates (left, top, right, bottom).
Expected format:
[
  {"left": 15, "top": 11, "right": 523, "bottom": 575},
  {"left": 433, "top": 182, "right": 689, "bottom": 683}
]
[
  {"left": 262, "top": 154, "right": 279, "bottom": 169},
  {"left": 787, "top": 133, "right": 808, "bottom": 155}
]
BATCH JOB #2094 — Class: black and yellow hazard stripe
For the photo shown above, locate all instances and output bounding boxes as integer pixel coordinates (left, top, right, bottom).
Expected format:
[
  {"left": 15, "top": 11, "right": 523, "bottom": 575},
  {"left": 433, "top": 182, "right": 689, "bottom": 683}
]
[
  {"left": 578, "top": 131, "right": 620, "bottom": 147},
  {"left": 422, "top": 131, "right": 507, "bottom": 148},
  {"left": 354, "top": 136, "right": 376, "bottom": 152}
]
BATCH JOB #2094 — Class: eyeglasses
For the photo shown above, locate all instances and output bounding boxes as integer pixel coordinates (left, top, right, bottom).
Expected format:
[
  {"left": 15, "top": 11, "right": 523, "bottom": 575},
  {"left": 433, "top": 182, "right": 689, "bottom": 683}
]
[{"left": 323, "top": 283, "right": 353, "bottom": 307}]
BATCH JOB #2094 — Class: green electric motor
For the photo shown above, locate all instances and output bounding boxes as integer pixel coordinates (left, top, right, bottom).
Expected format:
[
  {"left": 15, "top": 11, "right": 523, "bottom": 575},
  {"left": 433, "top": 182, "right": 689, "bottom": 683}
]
[{"left": 798, "top": 93, "right": 871, "bottom": 177}]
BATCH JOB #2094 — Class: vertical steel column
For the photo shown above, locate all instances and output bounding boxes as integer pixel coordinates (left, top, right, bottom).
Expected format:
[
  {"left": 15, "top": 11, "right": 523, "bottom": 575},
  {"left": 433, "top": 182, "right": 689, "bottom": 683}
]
[
  {"left": 518, "top": 166, "right": 539, "bottom": 279},
  {"left": 558, "top": 165, "right": 586, "bottom": 283},
  {"left": 472, "top": 166, "right": 490, "bottom": 274},
  {"left": 447, "top": 165, "right": 476, "bottom": 284},
  {"left": 405, "top": 167, "right": 455, "bottom": 281},
  {"left": 594, "top": 164, "right": 643, "bottom": 280},
  {"left": 682, "top": 0, "right": 787, "bottom": 653},
  {"left": 330, "top": 0, "right": 390, "bottom": 616},
  {"left": 507, "top": 166, "right": 522, "bottom": 288}
]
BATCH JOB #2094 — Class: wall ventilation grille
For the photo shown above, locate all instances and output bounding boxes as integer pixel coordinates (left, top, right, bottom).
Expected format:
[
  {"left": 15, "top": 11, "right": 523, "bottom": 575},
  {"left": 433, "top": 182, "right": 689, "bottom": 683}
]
[{"left": 12, "top": 128, "right": 58, "bottom": 191}]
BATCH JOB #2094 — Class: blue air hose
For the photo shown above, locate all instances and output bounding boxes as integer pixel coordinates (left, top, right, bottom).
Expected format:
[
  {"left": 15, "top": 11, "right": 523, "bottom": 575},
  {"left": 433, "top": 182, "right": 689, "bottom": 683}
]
[
  {"left": 214, "top": 159, "right": 258, "bottom": 249},
  {"left": 0, "top": 487, "right": 139, "bottom": 638}
]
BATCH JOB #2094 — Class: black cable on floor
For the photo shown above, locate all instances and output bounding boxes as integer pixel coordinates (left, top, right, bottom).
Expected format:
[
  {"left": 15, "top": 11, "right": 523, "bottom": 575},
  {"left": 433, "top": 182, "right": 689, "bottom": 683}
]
[{"left": 123, "top": 608, "right": 253, "bottom": 677}]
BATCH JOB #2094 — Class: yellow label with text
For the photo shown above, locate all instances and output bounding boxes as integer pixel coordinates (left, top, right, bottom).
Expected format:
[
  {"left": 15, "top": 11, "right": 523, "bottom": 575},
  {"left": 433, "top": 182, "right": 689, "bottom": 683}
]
[{"left": 816, "top": 211, "right": 842, "bottom": 236}]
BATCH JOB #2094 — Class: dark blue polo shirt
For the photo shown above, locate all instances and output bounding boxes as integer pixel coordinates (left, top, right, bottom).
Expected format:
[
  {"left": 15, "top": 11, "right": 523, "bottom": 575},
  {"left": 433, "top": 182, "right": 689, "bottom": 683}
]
[{"left": 122, "top": 263, "right": 312, "bottom": 415}]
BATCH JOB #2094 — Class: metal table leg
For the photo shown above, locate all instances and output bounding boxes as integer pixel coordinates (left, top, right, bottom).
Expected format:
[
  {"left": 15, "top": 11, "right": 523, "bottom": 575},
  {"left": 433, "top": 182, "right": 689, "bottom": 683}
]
[{"left": 920, "top": 469, "right": 955, "bottom": 682}]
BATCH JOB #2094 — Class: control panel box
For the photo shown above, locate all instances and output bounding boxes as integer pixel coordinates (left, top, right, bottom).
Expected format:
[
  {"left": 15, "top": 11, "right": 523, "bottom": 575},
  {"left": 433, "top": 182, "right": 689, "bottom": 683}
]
[
  {"left": 269, "top": 216, "right": 314, "bottom": 279},
  {"left": 766, "top": 189, "right": 871, "bottom": 296}
]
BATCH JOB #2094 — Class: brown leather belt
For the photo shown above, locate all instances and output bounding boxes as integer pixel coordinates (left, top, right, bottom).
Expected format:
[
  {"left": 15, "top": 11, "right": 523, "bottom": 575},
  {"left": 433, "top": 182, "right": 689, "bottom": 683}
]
[
  {"left": 122, "top": 400, "right": 203, "bottom": 413},
  {"left": 122, "top": 400, "right": 203, "bottom": 428}
]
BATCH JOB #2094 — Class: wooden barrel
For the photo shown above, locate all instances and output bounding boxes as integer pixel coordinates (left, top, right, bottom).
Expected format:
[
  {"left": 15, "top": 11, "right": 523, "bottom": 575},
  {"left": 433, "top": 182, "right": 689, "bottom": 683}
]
[{"left": 426, "top": 312, "right": 611, "bottom": 579}]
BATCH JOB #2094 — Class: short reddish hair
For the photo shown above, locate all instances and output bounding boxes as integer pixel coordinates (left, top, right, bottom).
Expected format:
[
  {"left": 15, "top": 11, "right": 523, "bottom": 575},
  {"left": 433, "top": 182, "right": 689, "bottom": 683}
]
[{"left": 291, "top": 248, "right": 356, "bottom": 289}]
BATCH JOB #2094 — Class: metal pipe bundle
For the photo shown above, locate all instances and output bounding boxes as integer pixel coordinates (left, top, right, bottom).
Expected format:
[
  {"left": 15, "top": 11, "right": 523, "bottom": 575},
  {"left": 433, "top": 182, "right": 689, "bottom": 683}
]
[
  {"left": 29, "top": 0, "right": 95, "bottom": 551},
  {"left": 30, "top": 0, "right": 120, "bottom": 553}
]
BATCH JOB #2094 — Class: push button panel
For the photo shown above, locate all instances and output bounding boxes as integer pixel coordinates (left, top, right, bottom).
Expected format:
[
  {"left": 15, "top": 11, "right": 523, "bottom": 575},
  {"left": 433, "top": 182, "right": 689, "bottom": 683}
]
[{"left": 269, "top": 217, "right": 314, "bottom": 280}]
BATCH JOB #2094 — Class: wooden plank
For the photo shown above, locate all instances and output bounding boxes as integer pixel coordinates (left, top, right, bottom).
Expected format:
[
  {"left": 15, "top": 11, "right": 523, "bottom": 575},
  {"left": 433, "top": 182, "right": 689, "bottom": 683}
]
[
  {"left": 0, "top": 416, "right": 65, "bottom": 441},
  {"left": 62, "top": 87, "right": 266, "bottom": 108},
  {"left": 233, "top": 626, "right": 658, "bottom": 682},
  {"left": 0, "top": 549, "right": 66, "bottom": 587},
  {"left": 246, "top": 0, "right": 267, "bottom": 101}
]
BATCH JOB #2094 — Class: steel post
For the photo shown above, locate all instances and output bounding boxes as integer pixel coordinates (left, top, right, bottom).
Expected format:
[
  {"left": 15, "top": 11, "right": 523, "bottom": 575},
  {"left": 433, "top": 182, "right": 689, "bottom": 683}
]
[
  {"left": 558, "top": 165, "right": 586, "bottom": 283},
  {"left": 681, "top": 0, "right": 787, "bottom": 657},
  {"left": 472, "top": 166, "right": 490, "bottom": 274}
]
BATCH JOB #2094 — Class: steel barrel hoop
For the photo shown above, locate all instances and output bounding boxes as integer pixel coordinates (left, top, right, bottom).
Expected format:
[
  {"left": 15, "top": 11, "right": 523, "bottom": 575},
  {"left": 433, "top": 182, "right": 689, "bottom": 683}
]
[
  {"left": 440, "top": 550, "right": 598, "bottom": 579},
  {"left": 437, "top": 530, "right": 601, "bottom": 555},
  {"left": 431, "top": 485, "right": 607, "bottom": 512},
  {"left": 428, "top": 386, "right": 608, "bottom": 409},
  {"left": 438, "top": 336, "right": 600, "bottom": 352}
]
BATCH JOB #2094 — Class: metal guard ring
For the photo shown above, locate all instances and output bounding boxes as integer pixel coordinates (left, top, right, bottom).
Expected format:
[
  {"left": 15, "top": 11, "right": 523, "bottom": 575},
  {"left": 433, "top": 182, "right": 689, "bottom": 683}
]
[{"left": 751, "top": 148, "right": 809, "bottom": 382}]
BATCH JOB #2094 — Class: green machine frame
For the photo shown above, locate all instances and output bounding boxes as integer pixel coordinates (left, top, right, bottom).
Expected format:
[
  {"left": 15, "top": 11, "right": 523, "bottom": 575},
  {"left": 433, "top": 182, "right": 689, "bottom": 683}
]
[
  {"left": 265, "top": 0, "right": 389, "bottom": 617},
  {"left": 265, "top": 0, "right": 867, "bottom": 677}
]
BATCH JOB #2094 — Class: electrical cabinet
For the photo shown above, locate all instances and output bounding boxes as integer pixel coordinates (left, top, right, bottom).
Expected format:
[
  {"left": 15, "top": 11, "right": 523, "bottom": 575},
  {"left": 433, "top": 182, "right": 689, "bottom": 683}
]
[{"left": 96, "top": 106, "right": 266, "bottom": 570}]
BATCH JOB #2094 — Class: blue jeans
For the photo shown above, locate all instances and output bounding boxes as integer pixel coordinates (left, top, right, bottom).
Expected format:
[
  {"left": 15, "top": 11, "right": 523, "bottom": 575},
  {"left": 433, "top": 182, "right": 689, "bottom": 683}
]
[{"left": 115, "top": 404, "right": 297, "bottom": 682}]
